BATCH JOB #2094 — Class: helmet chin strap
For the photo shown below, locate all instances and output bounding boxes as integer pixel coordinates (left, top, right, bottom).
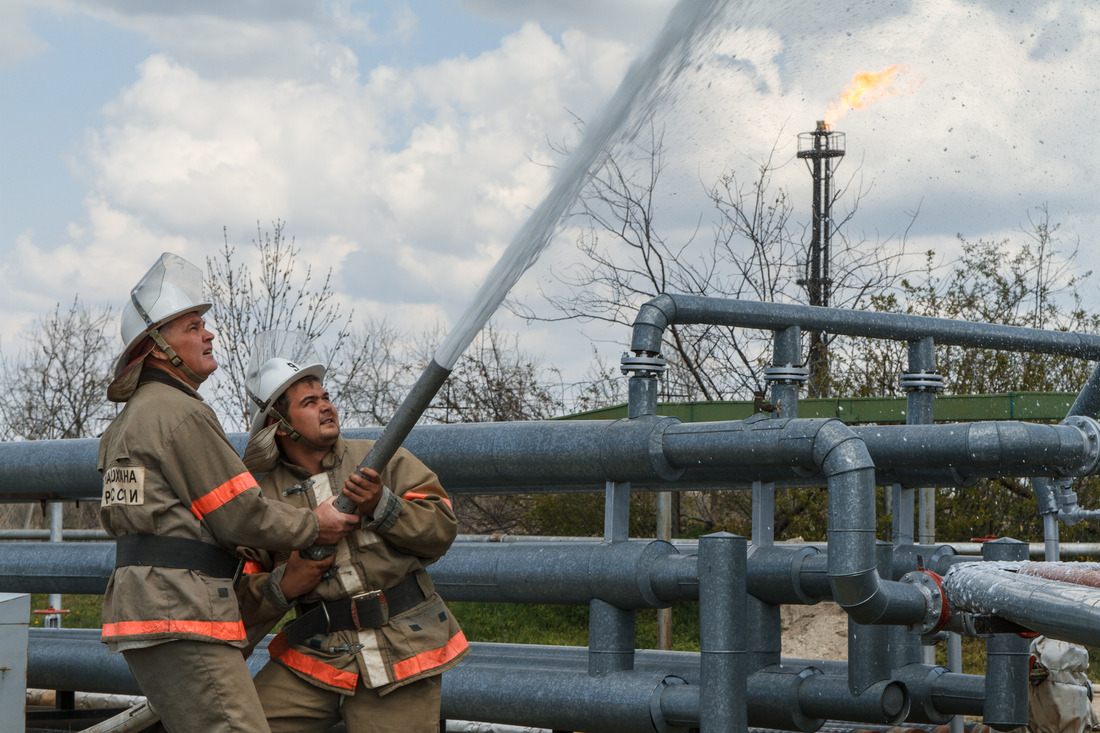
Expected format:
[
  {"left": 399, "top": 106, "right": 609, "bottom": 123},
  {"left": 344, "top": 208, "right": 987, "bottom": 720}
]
[
  {"left": 270, "top": 407, "right": 328, "bottom": 452},
  {"left": 148, "top": 327, "right": 207, "bottom": 385}
]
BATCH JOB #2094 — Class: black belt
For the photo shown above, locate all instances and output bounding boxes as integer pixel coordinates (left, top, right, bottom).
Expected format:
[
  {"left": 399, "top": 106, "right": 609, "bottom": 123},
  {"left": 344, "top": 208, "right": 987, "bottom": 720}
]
[
  {"left": 283, "top": 575, "right": 426, "bottom": 646},
  {"left": 114, "top": 534, "right": 242, "bottom": 579}
]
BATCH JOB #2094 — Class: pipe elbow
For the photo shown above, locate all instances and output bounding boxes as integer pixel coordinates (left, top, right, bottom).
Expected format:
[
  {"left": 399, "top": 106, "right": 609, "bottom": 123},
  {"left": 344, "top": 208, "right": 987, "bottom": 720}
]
[
  {"left": 812, "top": 418, "right": 874, "bottom": 477},
  {"left": 834, "top": 574, "right": 932, "bottom": 627},
  {"left": 630, "top": 294, "right": 677, "bottom": 354}
]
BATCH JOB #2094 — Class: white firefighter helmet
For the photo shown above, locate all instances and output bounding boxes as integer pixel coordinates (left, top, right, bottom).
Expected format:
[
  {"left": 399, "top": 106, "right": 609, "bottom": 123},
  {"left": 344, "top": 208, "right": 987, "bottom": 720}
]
[
  {"left": 108, "top": 252, "right": 212, "bottom": 402},
  {"left": 245, "top": 330, "right": 326, "bottom": 437}
]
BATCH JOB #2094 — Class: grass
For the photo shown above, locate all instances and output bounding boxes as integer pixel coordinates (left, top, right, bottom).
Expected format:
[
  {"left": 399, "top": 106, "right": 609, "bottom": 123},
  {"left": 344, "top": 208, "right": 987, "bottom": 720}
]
[
  {"left": 27, "top": 593, "right": 103, "bottom": 630},
  {"left": 447, "top": 601, "right": 701, "bottom": 650},
  {"left": 30, "top": 593, "right": 702, "bottom": 651}
]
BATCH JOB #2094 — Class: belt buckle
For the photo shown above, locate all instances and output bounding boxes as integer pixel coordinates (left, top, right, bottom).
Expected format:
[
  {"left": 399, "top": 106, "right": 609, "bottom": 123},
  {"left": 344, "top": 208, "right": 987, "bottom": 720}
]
[{"left": 349, "top": 589, "right": 388, "bottom": 630}]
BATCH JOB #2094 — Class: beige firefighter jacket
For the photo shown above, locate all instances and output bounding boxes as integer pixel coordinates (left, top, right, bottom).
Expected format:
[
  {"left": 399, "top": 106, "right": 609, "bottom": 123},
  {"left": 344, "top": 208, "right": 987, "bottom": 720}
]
[
  {"left": 98, "top": 369, "right": 319, "bottom": 651},
  {"left": 240, "top": 435, "right": 469, "bottom": 696}
]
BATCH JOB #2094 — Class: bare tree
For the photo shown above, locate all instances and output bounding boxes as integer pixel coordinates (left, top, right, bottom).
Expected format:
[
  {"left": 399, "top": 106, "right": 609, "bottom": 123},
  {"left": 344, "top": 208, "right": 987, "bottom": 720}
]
[
  {"left": 431, "top": 325, "right": 566, "bottom": 424},
  {"left": 836, "top": 206, "right": 1097, "bottom": 397},
  {"left": 514, "top": 123, "right": 915, "bottom": 404},
  {"left": 330, "top": 317, "right": 412, "bottom": 429},
  {"left": 205, "top": 221, "right": 360, "bottom": 431},
  {"left": 0, "top": 298, "right": 115, "bottom": 529},
  {"left": 0, "top": 298, "right": 115, "bottom": 441}
]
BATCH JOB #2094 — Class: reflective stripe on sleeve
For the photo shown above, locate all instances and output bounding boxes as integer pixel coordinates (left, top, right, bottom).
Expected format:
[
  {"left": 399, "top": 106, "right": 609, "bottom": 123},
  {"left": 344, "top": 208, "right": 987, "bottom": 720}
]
[
  {"left": 189, "top": 472, "right": 256, "bottom": 519},
  {"left": 391, "top": 630, "right": 469, "bottom": 681},
  {"left": 403, "top": 492, "right": 452, "bottom": 508},
  {"left": 272, "top": 645, "right": 359, "bottom": 691},
  {"left": 242, "top": 560, "right": 266, "bottom": 574},
  {"left": 101, "top": 618, "right": 246, "bottom": 641}
]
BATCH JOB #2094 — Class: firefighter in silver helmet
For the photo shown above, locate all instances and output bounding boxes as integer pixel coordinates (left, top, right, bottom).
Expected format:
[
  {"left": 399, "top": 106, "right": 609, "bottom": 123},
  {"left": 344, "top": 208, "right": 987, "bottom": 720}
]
[
  {"left": 238, "top": 330, "right": 469, "bottom": 733},
  {"left": 97, "top": 253, "right": 360, "bottom": 733}
]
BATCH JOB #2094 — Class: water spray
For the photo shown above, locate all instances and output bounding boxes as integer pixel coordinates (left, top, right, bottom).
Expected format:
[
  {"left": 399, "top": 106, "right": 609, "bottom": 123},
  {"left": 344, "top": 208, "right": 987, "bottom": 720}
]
[{"left": 301, "top": 0, "right": 730, "bottom": 560}]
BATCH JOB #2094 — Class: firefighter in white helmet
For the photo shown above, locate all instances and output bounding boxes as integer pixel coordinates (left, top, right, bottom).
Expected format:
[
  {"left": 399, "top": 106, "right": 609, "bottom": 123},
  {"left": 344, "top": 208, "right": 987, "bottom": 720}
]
[
  {"left": 97, "top": 253, "right": 360, "bottom": 733},
  {"left": 238, "top": 330, "right": 469, "bottom": 733}
]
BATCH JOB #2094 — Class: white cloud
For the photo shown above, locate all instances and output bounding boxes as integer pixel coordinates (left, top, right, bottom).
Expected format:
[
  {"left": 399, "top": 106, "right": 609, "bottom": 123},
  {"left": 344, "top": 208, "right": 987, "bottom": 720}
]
[
  {"left": 2, "top": 12, "right": 636, "bottom": 345},
  {"left": 6, "top": 0, "right": 1100, "bottom": 376},
  {"left": 44, "top": 0, "right": 363, "bottom": 82},
  {"left": 0, "top": 0, "right": 48, "bottom": 67}
]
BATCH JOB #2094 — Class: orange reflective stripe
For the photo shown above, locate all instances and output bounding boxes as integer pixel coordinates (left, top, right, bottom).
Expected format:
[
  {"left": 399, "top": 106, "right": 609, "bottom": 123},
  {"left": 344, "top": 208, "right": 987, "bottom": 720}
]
[
  {"left": 392, "top": 630, "right": 469, "bottom": 681},
  {"left": 101, "top": 618, "right": 246, "bottom": 641},
  {"left": 272, "top": 645, "right": 359, "bottom": 691},
  {"left": 189, "top": 472, "right": 256, "bottom": 519},
  {"left": 403, "top": 492, "right": 452, "bottom": 508},
  {"left": 242, "top": 560, "right": 266, "bottom": 574}
]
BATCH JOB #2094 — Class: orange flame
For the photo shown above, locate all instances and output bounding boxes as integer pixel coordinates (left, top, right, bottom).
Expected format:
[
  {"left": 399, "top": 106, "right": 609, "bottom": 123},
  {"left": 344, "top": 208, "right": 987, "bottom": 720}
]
[{"left": 825, "top": 65, "right": 905, "bottom": 127}]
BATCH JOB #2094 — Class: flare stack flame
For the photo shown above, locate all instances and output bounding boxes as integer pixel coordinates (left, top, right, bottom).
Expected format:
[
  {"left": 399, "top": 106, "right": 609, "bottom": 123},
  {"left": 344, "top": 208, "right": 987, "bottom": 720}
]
[{"left": 825, "top": 65, "right": 905, "bottom": 127}]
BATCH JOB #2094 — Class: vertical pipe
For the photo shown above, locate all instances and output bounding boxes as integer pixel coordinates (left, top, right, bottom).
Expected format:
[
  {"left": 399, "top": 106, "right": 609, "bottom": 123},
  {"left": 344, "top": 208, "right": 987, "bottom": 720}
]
[
  {"left": 744, "top": 596, "right": 781, "bottom": 672},
  {"left": 981, "top": 539, "right": 1030, "bottom": 730},
  {"left": 628, "top": 374, "right": 659, "bottom": 419},
  {"left": 1043, "top": 513, "right": 1060, "bottom": 562},
  {"left": 918, "top": 490, "right": 936, "bottom": 546},
  {"left": 753, "top": 328, "right": 793, "bottom": 678},
  {"left": 906, "top": 338, "right": 937, "bottom": 424},
  {"left": 48, "top": 502, "right": 63, "bottom": 628},
  {"left": 1033, "top": 477, "right": 1061, "bottom": 561},
  {"left": 752, "top": 481, "right": 775, "bottom": 548},
  {"left": 771, "top": 327, "right": 803, "bottom": 419},
  {"left": 605, "top": 481, "right": 630, "bottom": 544},
  {"left": 596, "top": 476, "right": 635, "bottom": 679},
  {"left": 699, "top": 533, "right": 748, "bottom": 733},
  {"left": 948, "top": 635, "right": 964, "bottom": 733},
  {"left": 891, "top": 483, "right": 914, "bottom": 546},
  {"left": 847, "top": 542, "right": 893, "bottom": 693},
  {"left": 657, "top": 491, "right": 673, "bottom": 651},
  {"left": 889, "top": 624, "right": 923, "bottom": 670},
  {"left": 905, "top": 338, "right": 938, "bottom": 666},
  {"left": 629, "top": 368, "right": 669, "bottom": 649},
  {"left": 588, "top": 598, "right": 636, "bottom": 677}
]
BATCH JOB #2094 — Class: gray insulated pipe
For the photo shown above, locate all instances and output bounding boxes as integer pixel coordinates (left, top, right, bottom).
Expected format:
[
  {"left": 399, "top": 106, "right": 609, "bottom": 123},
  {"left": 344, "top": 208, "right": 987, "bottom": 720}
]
[
  {"left": 629, "top": 293, "right": 1100, "bottom": 359},
  {"left": 808, "top": 420, "right": 930, "bottom": 628},
  {"left": 942, "top": 561, "right": 1100, "bottom": 648},
  {"left": 659, "top": 417, "right": 933, "bottom": 629}
]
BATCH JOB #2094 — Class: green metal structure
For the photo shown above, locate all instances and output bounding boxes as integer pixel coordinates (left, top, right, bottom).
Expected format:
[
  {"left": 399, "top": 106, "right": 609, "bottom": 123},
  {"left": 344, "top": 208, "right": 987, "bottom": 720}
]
[{"left": 564, "top": 392, "right": 1078, "bottom": 425}]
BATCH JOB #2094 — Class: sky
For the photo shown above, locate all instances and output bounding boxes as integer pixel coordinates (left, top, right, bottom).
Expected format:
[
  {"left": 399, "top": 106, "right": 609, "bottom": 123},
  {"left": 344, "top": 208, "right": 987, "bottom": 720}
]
[{"left": 3, "top": 0, "right": 1099, "bottom": 395}]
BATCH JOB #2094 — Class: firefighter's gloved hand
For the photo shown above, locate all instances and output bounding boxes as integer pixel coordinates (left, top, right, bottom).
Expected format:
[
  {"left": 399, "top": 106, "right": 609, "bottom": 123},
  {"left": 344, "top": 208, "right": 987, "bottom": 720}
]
[
  {"left": 342, "top": 467, "right": 383, "bottom": 517},
  {"left": 314, "top": 496, "right": 360, "bottom": 544}
]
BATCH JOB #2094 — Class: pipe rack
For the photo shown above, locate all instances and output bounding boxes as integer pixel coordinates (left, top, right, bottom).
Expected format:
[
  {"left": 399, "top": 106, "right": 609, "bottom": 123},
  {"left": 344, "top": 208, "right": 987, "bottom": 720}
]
[{"left": 10, "top": 293, "right": 1100, "bottom": 731}]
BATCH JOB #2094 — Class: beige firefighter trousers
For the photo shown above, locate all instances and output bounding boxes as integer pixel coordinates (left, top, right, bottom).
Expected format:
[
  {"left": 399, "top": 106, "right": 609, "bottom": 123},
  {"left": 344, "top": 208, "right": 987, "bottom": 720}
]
[
  {"left": 253, "top": 659, "right": 442, "bottom": 733},
  {"left": 123, "top": 640, "right": 270, "bottom": 733}
]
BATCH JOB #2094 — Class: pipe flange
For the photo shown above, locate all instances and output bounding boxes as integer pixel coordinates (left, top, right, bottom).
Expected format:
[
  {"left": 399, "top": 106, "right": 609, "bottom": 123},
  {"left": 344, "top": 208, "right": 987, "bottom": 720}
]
[
  {"left": 1062, "top": 415, "right": 1100, "bottom": 476},
  {"left": 899, "top": 371, "right": 945, "bottom": 393},
  {"left": 649, "top": 675, "right": 689, "bottom": 733},
  {"left": 621, "top": 352, "right": 667, "bottom": 377},
  {"left": 764, "top": 364, "right": 809, "bottom": 385},
  {"left": 788, "top": 665, "right": 826, "bottom": 733},
  {"left": 900, "top": 569, "right": 949, "bottom": 636}
]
